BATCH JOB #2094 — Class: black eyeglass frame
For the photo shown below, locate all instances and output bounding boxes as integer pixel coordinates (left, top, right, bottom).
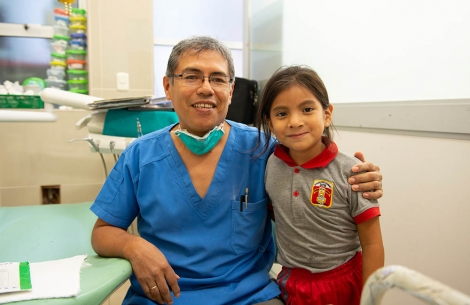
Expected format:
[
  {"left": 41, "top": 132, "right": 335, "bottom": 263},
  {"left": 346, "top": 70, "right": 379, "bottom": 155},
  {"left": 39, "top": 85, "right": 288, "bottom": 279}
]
[{"left": 170, "top": 73, "right": 234, "bottom": 86}]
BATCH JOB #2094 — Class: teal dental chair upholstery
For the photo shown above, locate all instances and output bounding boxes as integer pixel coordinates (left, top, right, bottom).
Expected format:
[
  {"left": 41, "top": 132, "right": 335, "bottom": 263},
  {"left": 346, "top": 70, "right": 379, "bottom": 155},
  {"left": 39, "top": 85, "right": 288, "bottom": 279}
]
[{"left": 0, "top": 202, "right": 132, "bottom": 305}]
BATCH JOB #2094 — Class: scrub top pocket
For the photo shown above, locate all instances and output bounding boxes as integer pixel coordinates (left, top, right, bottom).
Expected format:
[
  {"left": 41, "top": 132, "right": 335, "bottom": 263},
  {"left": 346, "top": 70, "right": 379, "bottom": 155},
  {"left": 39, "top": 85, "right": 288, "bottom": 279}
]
[{"left": 231, "top": 197, "right": 268, "bottom": 254}]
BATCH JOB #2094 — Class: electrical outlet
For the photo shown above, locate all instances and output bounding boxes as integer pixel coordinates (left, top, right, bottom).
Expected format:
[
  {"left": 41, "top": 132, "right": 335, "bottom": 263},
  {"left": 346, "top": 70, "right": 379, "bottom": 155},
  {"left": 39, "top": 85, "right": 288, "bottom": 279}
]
[{"left": 41, "top": 185, "right": 60, "bottom": 204}]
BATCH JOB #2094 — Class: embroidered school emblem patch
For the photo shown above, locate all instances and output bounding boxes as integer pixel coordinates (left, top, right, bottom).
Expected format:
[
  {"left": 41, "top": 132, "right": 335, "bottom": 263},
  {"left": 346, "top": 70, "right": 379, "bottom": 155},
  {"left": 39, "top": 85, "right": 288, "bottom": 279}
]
[{"left": 310, "top": 180, "right": 334, "bottom": 208}]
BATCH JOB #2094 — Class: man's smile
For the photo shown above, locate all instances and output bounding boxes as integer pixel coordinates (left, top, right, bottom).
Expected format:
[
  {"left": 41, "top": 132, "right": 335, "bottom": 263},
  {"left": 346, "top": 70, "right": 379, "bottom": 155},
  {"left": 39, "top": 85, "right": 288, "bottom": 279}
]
[{"left": 193, "top": 103, "right": 215, "bottom": 109}]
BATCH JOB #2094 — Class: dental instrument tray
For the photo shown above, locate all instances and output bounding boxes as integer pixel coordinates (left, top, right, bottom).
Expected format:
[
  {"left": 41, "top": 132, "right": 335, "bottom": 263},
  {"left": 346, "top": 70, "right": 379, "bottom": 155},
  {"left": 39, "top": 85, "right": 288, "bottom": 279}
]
[{"left": 89, "top": 95, "right": 172, "bottom": 110}]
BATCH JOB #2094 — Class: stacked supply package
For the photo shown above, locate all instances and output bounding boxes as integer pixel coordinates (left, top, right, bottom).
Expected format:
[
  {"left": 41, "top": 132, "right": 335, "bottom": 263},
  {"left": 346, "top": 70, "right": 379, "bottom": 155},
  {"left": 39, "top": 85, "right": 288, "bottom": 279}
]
[
  {"left": 45, "top": 8, "right": 70, "bottom": 91},
  {"left": 67, "top": 8, "right": 88, "bottom": 95}
]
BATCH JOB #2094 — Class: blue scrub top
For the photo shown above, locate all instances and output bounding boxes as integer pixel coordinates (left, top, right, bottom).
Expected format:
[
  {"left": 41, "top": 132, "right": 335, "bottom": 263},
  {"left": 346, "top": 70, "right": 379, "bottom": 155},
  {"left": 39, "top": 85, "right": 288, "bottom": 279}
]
[{"left": 91, "top": 121, "right": 279, "bottom": 305}]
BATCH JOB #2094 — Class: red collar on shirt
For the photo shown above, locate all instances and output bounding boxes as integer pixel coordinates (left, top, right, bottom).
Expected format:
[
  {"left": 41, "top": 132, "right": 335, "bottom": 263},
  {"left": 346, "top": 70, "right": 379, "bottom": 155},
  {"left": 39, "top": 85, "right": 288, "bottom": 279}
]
[{"left": 273, "top": 138, "right": 338, "bottom": 169}]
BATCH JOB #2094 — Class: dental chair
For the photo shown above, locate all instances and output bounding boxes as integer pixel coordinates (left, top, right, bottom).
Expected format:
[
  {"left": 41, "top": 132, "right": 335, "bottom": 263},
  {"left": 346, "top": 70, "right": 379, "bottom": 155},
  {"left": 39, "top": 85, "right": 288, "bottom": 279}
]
[
  {"left": 361, "top": 265, "right": 470, "bottom": 305},
  {"left": 0, "top": 202, "right": 132, "bottom": 304}
]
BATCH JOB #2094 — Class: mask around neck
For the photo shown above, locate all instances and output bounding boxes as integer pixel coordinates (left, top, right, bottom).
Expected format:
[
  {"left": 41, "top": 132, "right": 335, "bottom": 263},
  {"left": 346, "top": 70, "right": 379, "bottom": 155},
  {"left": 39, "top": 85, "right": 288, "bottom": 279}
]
[{"left": 174, "top": 123, "right": 225, "bottom": 155}]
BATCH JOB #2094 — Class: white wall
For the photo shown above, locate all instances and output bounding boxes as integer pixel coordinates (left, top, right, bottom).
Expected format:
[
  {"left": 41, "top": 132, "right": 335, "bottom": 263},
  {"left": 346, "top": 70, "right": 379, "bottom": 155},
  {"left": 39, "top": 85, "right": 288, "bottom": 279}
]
[
  {"left": 152, "top": 0, "right": 245, "bottom": 98},
  {"left": 250, "top": 1, "right": 470, "bottom": 103},
  {"left": 282, "top": 0, "right": 470, "bottom": 104},
  {"left": 335, "top": 129, "right": 470, "bottom": 304},
  {"left": 249, "top": 1, "right": 470, "bottom": 303},
  {"left": 249, "top": 0, "right": 283, "bottom": 82}
]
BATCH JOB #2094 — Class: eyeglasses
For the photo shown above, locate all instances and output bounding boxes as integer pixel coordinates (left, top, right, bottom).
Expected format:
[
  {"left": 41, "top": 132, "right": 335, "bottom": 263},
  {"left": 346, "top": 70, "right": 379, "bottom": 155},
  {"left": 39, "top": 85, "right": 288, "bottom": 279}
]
[{"left": 171, "top": 72, "right": 233, "bottom": 89}]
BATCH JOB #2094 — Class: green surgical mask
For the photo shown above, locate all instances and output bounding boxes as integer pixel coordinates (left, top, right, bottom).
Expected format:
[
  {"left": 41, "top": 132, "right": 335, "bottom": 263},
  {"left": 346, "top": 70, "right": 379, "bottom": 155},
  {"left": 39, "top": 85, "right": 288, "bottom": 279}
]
[{"left": 174, "top": 123, "right": 225, "bottom": 155}]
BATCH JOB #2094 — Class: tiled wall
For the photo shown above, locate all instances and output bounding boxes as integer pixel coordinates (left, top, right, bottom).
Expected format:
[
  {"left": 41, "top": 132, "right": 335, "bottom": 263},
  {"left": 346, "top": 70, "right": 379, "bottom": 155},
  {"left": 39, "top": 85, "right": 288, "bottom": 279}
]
[
  {"left": 0, "top": 110, "right": 111, "bottom": 206},
  {"left": 0, "top": 0, "right": 154, "bottom": 207},
  {"left": 86, "top": 0, "right": 155, "bottom": 99}
]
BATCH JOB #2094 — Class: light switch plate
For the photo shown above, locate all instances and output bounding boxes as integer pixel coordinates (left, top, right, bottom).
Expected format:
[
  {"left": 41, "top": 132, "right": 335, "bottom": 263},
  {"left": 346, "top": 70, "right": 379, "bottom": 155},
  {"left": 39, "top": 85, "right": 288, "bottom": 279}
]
[{"left": 116, "top": 72, "right": 129, "bottom": 91}]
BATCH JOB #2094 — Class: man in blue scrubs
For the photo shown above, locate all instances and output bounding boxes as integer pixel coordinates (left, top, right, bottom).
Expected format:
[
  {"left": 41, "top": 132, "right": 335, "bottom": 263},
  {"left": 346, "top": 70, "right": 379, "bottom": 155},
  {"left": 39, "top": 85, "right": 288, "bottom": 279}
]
[{"left": 90, "top": 36, "right": 383, "bottom": 305}]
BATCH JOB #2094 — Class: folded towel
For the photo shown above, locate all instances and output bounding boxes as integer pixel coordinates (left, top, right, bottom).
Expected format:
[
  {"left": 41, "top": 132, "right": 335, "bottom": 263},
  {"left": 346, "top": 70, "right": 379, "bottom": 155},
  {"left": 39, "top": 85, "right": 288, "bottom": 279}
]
[{"left": 0, "top": 255, "right": 88, "bottom": 304}]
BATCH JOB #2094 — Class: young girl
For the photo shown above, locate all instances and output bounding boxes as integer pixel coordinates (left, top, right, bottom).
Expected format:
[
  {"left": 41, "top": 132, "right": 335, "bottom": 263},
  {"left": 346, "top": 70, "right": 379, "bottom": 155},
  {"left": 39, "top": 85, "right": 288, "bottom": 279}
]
[{"left": 255, "top": 65, "right": 384, "bottom": 305}]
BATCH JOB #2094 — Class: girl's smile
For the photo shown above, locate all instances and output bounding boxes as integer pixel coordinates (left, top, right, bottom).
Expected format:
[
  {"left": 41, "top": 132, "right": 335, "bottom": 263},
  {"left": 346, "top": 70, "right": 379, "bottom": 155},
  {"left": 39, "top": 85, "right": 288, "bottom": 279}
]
[{"left": 268, "top": 84, "right": 333, "bottom": 165}]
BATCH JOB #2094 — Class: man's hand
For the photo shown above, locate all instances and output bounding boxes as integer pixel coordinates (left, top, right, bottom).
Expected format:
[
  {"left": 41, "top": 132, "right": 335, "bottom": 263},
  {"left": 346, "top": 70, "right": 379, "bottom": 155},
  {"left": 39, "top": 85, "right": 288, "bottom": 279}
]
[
  {"left": 91, "top": 219, "right": 181, "bottom": 305},
  {"left": 349, "top": 152, "right": 383, "bottom": 200},
  {"left": 127, "top": 238, "right": 181, "bottom": 304}
]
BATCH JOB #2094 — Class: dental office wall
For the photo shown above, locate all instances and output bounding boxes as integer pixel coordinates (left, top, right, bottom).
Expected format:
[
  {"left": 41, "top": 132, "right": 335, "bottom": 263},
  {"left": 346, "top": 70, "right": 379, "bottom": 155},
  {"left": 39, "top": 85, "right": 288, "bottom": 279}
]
[
  {"left": 0, "top": 0, "right": 154, "bottom": 207},
  {"left": 250, "top": 0, "right": 470, "bottom": 304},
  {"left": 2, "top": 0, "right": 469, "bottom": 303}
]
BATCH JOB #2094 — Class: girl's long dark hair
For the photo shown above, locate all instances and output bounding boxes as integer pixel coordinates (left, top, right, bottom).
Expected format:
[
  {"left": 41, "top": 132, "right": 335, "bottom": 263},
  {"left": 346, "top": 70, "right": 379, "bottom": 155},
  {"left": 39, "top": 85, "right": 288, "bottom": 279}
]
[{"left": 254, "top": 65, "right": 334, "bottom": 156}]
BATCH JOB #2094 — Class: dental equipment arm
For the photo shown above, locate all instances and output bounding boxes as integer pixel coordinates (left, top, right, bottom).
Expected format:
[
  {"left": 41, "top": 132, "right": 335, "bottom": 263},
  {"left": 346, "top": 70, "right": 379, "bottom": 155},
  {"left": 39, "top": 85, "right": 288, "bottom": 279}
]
[
  {"left": 68, "top": 137, "right": 109, "bottom": 178},
  {"left": 41, "top": 89, "right": 135, "bottom": 155},
  {"left": 40, "top": 88, "right": 103, "bottom": 109},
  {"left": 361, "top": 265, "right": 470, "bottom": 305}
]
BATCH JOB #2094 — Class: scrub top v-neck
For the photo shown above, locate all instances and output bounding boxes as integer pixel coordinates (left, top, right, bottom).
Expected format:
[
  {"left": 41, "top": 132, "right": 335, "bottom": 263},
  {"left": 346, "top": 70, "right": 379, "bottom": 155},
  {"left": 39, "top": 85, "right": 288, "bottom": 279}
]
[{"left": 91, "top": 120, "right": 280, "bottom": 305}]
